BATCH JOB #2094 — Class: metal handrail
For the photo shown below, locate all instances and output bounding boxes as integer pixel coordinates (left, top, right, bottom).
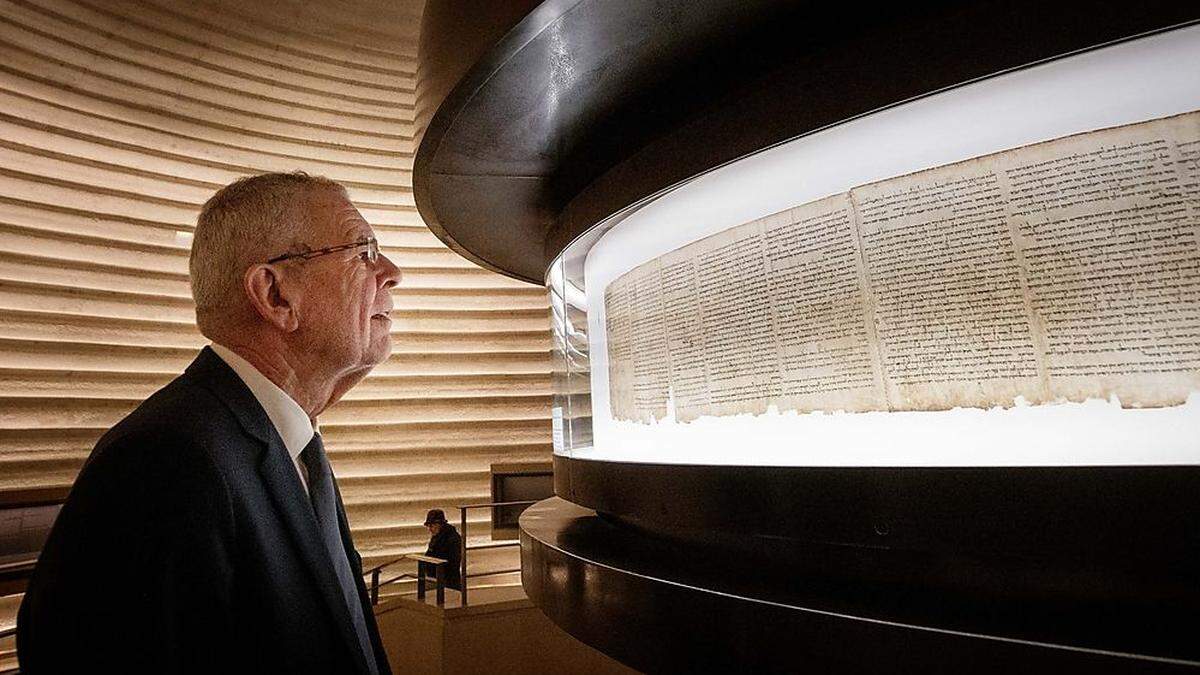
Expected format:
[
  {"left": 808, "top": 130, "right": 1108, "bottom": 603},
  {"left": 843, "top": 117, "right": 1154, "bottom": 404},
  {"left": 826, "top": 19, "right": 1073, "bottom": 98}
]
[
  {"left": 457, "top": 499, "right": 540, "bottom": 510},
  {"left": 410, "top": 554, "right": 448, "bottom": 605},
  {"left": 363, "top": 554, "right": 453, "bottom": 606},
  {"left": 365, "top": 565, "right": 524, "bottom": 606},
  {"left": 456, "top": 499, "right": 538, "bottom": 606},
  {"left": 467, "top": 567, "right": 521, "bottom": 578},
  {"left": 367, "top": 570, "right": 416, "bottom": 605},
  {"left": 0, "top": 558, "right": 36, "bottom": 575},
  {"left": 376, "top": 572, "right": 414, "bottom": 589},
  {"left": 361, "top": 555, "right": 406, "bottom": 577},
  {"left": 360, "top": 499, "right": 538, "bottom": 607}
]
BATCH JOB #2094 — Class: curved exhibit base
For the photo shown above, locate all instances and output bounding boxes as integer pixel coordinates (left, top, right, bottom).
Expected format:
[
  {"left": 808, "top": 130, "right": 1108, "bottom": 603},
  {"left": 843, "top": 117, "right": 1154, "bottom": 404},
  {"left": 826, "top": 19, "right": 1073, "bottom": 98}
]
[{"left": 521, "top": 497, "right": 1199, "bottom": 674}]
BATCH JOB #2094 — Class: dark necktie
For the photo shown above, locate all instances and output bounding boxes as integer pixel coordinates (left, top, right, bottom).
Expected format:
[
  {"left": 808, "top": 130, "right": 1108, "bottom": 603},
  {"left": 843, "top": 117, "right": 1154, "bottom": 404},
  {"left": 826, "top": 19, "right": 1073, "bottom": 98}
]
[{"left": 300, "top": 433, "right": 379, "bottom": 675}]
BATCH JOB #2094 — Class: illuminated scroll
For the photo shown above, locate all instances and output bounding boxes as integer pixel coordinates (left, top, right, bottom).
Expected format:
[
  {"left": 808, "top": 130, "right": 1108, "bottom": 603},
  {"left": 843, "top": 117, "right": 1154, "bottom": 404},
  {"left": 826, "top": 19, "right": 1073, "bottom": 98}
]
[{"left": 605, "top": 111, "right": 1200, "bottom": 421}]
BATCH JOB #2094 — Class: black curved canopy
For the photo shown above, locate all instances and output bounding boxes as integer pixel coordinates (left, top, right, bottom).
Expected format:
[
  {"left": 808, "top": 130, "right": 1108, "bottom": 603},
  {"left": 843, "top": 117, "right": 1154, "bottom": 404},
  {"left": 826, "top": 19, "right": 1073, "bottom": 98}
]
[{"left": 414, "top": 0, "right": 1198, "bottom": 283}]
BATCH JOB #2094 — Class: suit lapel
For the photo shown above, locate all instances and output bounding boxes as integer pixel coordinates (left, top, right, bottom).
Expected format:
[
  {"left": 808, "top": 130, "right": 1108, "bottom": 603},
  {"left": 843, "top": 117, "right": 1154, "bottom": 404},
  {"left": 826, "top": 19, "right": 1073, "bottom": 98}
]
[
  {"left": 332, "top": 477, "right": 388, "bottom": 664},
  {"left": 258, "top": 437, "right": 371, "bottom": 675},
  {"left": 185, "top": 347, "right": 371, "bottom": 675}
]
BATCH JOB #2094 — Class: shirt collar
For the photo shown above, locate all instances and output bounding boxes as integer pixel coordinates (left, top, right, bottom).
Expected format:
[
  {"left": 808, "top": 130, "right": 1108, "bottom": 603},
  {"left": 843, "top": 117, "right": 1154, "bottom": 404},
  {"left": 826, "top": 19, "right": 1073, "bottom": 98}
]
[{"left": 209, "top": 343, "right": 315, "bottom": 463}]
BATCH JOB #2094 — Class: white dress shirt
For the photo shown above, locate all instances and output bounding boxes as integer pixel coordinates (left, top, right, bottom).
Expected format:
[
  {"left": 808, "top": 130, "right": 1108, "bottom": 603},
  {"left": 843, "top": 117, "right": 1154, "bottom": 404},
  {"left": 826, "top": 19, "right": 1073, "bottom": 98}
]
[{"left": 210, "top": 343, "right": 315, "bottom": 495}]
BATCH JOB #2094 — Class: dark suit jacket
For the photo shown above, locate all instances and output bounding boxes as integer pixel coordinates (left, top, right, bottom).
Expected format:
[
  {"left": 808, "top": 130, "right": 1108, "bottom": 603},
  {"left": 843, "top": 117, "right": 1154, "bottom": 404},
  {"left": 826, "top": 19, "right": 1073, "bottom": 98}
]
[{"left": 17, "top": 347, "right": 392, "bottom": 674}]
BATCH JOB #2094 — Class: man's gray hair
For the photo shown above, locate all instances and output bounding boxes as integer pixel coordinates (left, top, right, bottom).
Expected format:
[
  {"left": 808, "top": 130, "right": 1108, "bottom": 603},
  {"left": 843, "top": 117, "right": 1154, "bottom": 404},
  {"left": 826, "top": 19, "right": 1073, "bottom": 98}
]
[{"left": 189, "top": 171, "right": 344, "bottom": 336}]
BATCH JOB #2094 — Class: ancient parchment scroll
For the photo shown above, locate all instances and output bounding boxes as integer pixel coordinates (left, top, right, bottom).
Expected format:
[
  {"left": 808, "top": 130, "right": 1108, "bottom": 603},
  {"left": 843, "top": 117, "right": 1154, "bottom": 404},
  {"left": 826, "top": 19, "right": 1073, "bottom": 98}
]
[{"left": 604, "top": 111, "right": 1200, "bottom": 422}]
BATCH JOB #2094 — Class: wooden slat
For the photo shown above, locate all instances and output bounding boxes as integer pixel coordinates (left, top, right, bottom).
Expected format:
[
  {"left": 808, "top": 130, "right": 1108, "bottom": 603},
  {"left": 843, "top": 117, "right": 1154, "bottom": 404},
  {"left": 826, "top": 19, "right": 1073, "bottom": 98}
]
[
  {"left": 0, "top": 9, "right": 412, "bottom": 128},
  {"left": 3, "top": 0, "right": 415, "bottom": 110},
  {"left": 135, "top": 0, "right": 419, "bottom": 75},
  {"left": 29, "top": 0, "right": 414, "bottom": 92},
  {"left": 0, "top": 79, "right": 411, "bottom": 166},
  {"left": 0, "top": 0, "right": 553, "bottom": 568},
  {"left": 0, "top": 42, "right": 411, "bottom": 151},
  {"left": 0, "top": 133, "right": 415, "bottom": 210},
  {"left": 0, "top": 91, "right": 412, "bottom": 179}
]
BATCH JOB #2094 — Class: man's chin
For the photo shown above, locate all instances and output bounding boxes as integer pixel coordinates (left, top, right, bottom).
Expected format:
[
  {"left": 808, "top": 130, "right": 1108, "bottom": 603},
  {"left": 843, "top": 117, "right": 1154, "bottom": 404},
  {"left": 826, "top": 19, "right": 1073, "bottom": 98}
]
[{"left": 362, "top": 338, "right": 393, "bottom": 369}]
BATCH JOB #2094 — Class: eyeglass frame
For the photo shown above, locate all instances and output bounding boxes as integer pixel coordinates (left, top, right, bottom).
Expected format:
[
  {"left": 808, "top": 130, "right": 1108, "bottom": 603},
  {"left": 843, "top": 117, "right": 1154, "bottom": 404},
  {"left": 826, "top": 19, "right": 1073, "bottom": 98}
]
[{"left": 266, "top": 237, "right": 378, "bottom": 265}]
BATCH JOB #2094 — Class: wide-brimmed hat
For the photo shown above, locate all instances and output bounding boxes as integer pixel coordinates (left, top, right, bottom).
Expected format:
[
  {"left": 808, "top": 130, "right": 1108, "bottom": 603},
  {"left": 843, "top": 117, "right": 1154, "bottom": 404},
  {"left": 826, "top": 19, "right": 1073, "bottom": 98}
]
[{"left": 424, "top": 508, "right": 447, "bottom": 526}]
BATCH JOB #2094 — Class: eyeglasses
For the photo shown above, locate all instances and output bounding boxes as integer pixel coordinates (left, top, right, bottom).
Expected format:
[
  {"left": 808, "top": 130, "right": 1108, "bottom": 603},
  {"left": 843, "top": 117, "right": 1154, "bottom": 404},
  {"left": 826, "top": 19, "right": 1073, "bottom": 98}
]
[{"left": 267, "top": 237, "right": 378, "bottom": 265}]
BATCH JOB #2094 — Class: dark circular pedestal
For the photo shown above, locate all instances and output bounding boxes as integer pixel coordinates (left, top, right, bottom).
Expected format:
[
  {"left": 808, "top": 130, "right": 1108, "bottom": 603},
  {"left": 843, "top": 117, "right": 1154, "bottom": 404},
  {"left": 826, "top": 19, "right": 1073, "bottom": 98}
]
[{"left": 521, "top": 497, "right": 1200, "bottom": 674}]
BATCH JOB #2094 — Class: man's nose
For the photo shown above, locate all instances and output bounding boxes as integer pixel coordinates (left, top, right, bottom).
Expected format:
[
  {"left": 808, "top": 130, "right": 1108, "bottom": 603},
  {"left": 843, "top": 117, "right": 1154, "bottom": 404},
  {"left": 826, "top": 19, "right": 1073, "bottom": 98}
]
[{"left": 376, "top": 251, "right": 402, "bottom": 290}]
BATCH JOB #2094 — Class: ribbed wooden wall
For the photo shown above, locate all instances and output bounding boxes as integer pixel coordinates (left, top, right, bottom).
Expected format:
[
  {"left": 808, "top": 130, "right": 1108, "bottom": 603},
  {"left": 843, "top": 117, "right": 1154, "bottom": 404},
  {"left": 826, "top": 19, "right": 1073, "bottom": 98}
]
[{"left": 0, "top": 0, "right": 551, "bottom": 584}]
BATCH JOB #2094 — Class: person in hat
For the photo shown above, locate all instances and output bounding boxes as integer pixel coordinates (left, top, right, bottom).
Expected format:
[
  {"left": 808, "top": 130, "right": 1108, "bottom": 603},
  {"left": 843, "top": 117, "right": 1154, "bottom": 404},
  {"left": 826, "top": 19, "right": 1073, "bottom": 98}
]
[{"left": 422, "top": 508, "right": 462, "bottom": 591}]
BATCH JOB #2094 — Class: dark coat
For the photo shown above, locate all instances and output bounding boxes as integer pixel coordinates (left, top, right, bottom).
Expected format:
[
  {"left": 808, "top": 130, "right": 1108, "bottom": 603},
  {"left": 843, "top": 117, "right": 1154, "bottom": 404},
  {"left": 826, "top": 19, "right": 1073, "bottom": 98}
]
[
  {"left": 17, "top": 347, "right": 392, "bottom": 675},
  {"left": 424, "top": 523, "right": 463, "bottom": 591}
]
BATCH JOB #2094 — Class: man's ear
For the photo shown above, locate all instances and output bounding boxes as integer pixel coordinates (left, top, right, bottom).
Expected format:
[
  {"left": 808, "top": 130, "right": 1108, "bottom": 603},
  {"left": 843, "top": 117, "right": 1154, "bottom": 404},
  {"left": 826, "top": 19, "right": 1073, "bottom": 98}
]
[{"left": 244, "top": 263, "right": 300, "bottom": 332}]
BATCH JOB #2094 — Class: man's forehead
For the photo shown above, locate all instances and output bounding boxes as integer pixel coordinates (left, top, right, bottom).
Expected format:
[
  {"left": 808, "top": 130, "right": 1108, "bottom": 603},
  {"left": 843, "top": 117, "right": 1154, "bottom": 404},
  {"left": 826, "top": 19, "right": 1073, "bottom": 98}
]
[
  {"left": 337, "top": 208, "right": 371, "bottom": 235},
  {"left": 308, "top": 189, "right": 371, "bottom": 236}
]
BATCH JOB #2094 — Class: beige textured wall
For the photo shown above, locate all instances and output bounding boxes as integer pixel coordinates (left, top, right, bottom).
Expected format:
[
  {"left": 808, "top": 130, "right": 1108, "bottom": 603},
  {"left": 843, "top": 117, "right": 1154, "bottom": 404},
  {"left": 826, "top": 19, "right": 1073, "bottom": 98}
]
[{"left": 0, "top": 0, "right": 551, "bottom": 581}]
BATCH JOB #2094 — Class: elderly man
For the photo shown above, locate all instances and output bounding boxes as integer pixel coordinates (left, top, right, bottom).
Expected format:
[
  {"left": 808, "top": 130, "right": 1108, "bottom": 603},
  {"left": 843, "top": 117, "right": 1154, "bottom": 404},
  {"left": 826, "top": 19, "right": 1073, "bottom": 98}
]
[{"left": 18, "top": 173, "right": 400, "bottom": 674}]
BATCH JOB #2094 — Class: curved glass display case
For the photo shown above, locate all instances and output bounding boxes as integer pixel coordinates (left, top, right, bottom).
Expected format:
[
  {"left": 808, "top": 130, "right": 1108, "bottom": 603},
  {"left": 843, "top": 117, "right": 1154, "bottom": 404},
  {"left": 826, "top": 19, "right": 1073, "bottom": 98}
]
[
  {"left": 415, "top": 1, "right": 1200, "bottom": 667},
  {"left": 520, "top": 16, "right": 1200, "bottom": 672},
  {"left": 549, "top": 25, "right": 1200, "bottom": 469}
]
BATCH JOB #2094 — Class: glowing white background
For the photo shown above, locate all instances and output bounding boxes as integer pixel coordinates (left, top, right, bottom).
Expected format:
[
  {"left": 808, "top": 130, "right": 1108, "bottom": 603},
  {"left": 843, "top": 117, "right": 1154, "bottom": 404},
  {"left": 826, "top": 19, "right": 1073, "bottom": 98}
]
[{"left": 571, "top": 26, "right": 1200, "bottom": 466}]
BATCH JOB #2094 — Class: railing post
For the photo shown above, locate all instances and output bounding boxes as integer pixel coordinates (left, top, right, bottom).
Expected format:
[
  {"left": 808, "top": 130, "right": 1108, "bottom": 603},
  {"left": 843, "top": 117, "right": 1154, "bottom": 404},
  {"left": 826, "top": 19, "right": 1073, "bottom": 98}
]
[
  {"left": 416, "top": 561, "right": 426, "bottom": 601},
  {"left": 370, "top": 568, "right": 381, "bottom": 605},
  {"left": 435, "top": 563, "right": 446, "bottom": 606},
  {"left": 460, "top": 506, "right": 469, "bottom": 605}
]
